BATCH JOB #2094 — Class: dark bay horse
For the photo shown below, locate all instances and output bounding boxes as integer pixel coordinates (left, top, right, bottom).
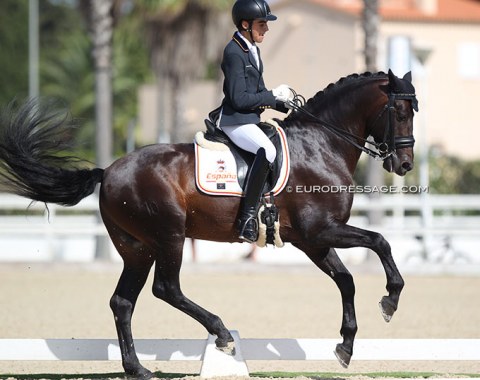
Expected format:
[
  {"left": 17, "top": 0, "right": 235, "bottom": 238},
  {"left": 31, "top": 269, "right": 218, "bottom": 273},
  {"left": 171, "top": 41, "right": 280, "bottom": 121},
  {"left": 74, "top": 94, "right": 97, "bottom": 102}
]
[{"left": 0, "top": 70, "right": 417, "bottom": 378}]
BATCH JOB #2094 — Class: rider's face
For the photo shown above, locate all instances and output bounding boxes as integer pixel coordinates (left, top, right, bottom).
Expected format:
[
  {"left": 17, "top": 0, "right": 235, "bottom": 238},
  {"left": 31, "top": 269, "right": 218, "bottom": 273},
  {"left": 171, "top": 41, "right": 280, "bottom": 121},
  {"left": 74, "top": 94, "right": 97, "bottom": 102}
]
[
  {"left": 241, "top": 19, "right": 269, "bottom": 43},
  {"left": 252, "top": 20, "right": 269, "bottom": 43}
]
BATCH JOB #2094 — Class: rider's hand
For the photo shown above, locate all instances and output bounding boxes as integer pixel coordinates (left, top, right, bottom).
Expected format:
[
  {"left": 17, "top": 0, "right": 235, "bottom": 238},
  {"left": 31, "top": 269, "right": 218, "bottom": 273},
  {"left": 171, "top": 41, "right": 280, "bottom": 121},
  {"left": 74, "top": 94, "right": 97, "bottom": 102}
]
[{"left": 272, "top": 84, "right": 291, "bottom": 103}]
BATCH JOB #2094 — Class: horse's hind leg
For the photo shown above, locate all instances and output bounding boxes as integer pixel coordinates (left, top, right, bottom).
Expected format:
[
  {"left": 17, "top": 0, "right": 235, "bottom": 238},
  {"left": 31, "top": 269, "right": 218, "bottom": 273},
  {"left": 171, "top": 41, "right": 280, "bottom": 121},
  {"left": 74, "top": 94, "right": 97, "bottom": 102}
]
[
  {"left": 152, "top": 239, "right": 234, "bottom": 353},
  {"left": 295, "top": 244, "right": 357, "bottom": 368},
  {"left": 106, "top": 227, "right": 155, "bottom": 378},
  {"left": 110, "top": 261, "right": 154, "bottom": 378}
]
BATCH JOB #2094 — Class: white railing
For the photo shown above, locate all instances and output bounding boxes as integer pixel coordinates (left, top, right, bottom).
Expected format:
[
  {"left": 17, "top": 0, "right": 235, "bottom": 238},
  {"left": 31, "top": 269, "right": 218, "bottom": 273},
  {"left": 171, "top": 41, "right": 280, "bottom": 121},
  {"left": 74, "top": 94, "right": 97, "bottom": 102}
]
[
  {"left": 1, "top": 333, "right": 479, "bottom": 377},
  {"left": 0, "top": 194, "right": 107, "bottom": 236},
  {"left": 0, "top": 193, "right": 479, "bottom": 263},
  {"left": 1, "top": 193, "right": 479, "bottom": 231},
  {"left": 352, "top": 193, "right": 480, "bottom": 235}
]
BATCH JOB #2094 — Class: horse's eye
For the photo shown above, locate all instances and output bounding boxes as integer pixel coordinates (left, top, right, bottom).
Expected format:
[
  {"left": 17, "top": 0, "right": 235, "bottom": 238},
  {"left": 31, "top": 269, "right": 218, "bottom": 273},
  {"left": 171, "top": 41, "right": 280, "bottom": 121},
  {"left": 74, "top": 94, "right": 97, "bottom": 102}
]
[{"left": 396, "top": 112, "right": 408, "bottom": 122}]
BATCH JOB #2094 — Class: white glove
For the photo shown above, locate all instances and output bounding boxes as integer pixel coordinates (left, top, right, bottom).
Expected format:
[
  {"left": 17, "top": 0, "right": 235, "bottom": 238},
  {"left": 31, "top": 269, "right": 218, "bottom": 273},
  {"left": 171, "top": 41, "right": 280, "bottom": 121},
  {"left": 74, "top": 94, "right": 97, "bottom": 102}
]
[{"left": 272, "top": 84, "right": 291, "bottom": 103}]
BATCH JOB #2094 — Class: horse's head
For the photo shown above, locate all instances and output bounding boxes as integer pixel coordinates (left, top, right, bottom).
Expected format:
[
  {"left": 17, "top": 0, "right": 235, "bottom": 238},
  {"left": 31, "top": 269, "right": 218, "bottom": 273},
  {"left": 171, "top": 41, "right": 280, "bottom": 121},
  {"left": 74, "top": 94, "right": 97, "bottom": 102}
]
[{"left": 371, "top": 69, "right": 419, "bottom": 176}]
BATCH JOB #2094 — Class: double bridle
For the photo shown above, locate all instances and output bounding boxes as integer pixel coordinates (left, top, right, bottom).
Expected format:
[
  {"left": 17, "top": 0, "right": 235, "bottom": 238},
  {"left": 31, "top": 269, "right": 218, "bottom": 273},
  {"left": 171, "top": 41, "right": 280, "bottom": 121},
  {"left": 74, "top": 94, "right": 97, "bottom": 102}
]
[{"left": 286, "top": 88, "right": 418, "bottom": 160}]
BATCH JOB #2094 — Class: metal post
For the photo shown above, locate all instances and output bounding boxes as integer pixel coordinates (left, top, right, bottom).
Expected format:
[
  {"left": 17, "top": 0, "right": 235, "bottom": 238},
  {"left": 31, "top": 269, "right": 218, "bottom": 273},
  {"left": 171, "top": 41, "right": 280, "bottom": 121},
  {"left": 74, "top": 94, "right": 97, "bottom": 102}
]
[
  {"left": 387, "top": 36, "right": 413, "bottom": 228},
  {"left": 413, "top": 46, "right": 433, "bottom": 260}
]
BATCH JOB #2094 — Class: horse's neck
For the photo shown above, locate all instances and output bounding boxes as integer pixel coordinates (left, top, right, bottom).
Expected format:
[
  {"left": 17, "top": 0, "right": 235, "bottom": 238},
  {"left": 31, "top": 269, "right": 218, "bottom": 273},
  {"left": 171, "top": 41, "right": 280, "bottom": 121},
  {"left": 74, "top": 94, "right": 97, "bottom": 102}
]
[
  {"left": 283, "top": 100, "right": 368, "bottom": 176},
  {"left": 285, "top": 80, "right": 385, "bottom": 175},
  {"left": 283, "top": 119, "right": 363, "bottom": 179}
]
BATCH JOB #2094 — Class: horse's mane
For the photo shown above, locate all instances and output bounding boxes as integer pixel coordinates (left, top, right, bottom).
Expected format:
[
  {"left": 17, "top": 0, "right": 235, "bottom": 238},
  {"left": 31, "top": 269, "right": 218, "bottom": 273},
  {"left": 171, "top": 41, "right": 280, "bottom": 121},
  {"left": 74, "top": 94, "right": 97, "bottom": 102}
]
[{"left": 285, "top": 71, "right": 387, "bottom": 122}]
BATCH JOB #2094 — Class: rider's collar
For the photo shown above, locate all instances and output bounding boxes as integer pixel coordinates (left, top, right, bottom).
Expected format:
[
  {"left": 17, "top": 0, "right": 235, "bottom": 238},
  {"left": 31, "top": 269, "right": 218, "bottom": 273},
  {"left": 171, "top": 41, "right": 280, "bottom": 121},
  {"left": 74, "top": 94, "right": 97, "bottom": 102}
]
[{"left": 232, "top": 31, "right": 253, "bottom": 53}]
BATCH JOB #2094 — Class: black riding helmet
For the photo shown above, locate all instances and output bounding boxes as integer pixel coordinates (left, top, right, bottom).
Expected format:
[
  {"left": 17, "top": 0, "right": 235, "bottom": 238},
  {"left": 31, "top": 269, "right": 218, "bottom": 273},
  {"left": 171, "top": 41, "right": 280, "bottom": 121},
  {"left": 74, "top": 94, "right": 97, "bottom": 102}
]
[{"left": 232, "top": 0, "right": 277, "bottom": 30}]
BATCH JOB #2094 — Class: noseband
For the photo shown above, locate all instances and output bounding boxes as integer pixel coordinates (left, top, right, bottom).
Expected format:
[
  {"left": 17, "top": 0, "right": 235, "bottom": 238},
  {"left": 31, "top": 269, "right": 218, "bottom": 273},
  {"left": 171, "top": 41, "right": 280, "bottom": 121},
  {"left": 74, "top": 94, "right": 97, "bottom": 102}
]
[{"left": 287, "top": 88, "right": 418, "bottom": 161}]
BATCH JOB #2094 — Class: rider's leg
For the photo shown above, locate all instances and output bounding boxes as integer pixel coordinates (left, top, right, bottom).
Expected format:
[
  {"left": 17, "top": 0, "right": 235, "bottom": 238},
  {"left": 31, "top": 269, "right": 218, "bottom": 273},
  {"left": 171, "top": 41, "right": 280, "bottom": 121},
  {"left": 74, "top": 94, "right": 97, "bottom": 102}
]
[
  {"left": 237, "top": 148, "right": 270, "bottom": 242},
  {"left": 221, "top": 124, "right": 276, "bottom": 163},
  {"left": 221, "top": 124, "right": 276, "bottom": 242}
]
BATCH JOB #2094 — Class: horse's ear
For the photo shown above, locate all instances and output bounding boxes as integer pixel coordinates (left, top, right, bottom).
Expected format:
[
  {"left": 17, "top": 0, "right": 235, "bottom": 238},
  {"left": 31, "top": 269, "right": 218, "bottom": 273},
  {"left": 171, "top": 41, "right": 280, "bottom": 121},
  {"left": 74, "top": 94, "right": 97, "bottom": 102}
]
[
  {"left": 388, "top": 69, "right": 395, "bottom": 82},
  {"left": 387, "top": 69, "right": 398, "bottom": 91},
  {"left": 403, "top": 71, "right": 413, "bottom": 83}
]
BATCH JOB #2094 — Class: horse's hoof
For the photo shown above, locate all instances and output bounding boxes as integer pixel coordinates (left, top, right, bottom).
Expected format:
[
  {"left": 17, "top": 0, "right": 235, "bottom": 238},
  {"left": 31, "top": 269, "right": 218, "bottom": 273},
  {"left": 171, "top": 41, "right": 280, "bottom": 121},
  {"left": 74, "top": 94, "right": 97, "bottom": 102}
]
[
  {"left": 215, "top": 339, "right": 236, "bottom": 356},
  {"left": 125, "top": 366, "right": 154, "bottom": 379},
  {"left": 334, "top": 344, "right": 351, "bottom": 368},
  {"left": 379, "top": 296, "right": 397, "bottom": 322}
]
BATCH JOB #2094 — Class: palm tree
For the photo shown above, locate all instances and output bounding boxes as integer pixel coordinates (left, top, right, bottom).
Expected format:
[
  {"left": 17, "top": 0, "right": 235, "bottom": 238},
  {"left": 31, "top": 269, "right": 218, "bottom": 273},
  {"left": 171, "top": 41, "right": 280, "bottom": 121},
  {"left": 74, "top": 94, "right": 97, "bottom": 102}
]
[{"left": 136, "top": 0, "right": 232, "bottom": 143}]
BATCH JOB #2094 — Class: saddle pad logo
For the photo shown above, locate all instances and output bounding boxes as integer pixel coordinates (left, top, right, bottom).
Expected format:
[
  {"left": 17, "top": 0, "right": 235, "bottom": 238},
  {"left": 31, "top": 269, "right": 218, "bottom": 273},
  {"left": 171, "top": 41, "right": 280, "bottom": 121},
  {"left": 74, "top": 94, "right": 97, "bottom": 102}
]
[{"left": 208, "top": 158, "right": 238, "bottom": 190}]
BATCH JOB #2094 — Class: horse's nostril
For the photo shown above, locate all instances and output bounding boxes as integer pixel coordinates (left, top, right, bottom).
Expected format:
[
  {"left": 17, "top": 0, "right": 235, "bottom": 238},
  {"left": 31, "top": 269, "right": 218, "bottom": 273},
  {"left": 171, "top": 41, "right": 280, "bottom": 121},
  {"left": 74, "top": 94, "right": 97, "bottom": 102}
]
[{"left": 402, "top": 162, "right": 413, "bottom": 171}]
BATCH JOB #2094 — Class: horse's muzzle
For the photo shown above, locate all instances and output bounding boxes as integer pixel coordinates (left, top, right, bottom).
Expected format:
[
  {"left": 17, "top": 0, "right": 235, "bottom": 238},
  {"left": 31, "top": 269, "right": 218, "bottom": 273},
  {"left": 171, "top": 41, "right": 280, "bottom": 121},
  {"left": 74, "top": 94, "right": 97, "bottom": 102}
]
[
  {"left": 382, "top": 135, "right": 415, "bottom": 175},
  {"left": 383, "top": 153, "right": 414, "bottom": 176}
]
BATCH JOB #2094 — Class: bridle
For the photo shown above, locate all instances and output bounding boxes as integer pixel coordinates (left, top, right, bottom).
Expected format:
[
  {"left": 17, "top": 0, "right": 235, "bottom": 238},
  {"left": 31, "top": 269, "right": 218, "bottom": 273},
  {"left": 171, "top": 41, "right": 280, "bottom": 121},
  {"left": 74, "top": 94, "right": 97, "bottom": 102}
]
[
  {"left": 286, "top": 88, "right": 418, "bottom": 161},
  {"left": 375, "top": 92, "right": 418, "bottom": 158}
]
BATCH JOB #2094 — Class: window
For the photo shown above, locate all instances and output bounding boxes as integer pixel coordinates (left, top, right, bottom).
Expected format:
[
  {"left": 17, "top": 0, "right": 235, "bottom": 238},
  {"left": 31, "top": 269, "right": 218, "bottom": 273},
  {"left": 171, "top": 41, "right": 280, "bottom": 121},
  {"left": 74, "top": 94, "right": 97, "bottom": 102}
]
[{"left": 458, "top": 42, "right": 480, "bottom": 79}]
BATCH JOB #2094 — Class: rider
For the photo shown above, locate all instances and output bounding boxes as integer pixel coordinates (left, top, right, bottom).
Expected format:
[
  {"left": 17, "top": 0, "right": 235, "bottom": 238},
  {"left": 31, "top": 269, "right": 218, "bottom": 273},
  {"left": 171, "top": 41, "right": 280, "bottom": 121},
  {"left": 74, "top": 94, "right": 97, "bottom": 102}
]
[{"left": 212, "top": 0, "right": 291, "bottom": 243}]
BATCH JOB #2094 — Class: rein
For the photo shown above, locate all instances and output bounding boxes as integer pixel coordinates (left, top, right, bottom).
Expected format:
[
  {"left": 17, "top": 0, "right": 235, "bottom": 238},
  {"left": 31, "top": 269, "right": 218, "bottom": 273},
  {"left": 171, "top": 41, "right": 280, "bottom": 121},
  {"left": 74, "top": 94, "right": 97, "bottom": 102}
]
[{"left": 286, "top": 88, "right": 417, "bottom": 160}]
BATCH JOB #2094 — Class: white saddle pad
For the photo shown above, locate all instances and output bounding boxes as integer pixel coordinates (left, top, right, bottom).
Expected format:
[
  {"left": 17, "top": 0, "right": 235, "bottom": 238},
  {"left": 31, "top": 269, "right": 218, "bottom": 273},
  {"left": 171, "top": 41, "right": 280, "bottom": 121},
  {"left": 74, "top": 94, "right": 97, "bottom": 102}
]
[{"left": 194, "top": 121, "right": 290, "bottom": 197}]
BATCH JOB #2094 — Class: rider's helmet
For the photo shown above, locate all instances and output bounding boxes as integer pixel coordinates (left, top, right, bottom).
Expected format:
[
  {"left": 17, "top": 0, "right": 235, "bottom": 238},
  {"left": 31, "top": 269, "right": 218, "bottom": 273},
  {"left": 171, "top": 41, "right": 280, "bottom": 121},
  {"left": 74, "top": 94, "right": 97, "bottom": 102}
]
[{"left": 232, "top": 0, "right": 277, "bottom": 30}]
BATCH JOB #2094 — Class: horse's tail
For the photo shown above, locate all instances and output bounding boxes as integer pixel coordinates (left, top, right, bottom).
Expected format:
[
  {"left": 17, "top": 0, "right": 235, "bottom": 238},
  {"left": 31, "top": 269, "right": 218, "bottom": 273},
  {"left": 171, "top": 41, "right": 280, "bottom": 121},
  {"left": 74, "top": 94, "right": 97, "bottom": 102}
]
[{"left": 0, "top": 99, "right": 104, "bottom": 206}]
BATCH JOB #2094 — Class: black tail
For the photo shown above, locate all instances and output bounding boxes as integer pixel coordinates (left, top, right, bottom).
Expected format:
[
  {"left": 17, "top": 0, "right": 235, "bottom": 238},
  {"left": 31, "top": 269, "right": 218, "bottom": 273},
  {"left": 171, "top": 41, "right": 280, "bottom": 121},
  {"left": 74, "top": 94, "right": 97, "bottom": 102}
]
[{"left": 0, "top": 99, "right": 104, "bottom": 206}]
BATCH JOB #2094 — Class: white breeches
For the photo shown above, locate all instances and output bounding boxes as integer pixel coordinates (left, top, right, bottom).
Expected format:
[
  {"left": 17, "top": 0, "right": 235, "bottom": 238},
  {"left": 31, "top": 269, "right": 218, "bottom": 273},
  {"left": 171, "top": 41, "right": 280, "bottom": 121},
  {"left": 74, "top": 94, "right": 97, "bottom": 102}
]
[{"left": 221, "top": 124, "right": 277, "bottom": 163}]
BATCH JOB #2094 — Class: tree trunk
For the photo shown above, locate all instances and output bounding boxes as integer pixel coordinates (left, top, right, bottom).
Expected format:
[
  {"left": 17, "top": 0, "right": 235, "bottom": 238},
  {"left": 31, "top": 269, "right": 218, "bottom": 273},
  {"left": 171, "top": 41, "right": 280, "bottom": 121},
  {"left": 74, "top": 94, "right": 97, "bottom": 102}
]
[
  {"left": 156, "top": 74, "right": 171, "bottom": 143},
  {"left": 91, "top": 0, "right": 113, "bottom": 169},
  {"left": 363, "top": 0, "right": 379, "bottom": 72},
  {"left": 170, "top": 77, "right": 186, "bottom": 144},
  {"left": 90, "top": 0, "right": 114, "bottom": 260}
]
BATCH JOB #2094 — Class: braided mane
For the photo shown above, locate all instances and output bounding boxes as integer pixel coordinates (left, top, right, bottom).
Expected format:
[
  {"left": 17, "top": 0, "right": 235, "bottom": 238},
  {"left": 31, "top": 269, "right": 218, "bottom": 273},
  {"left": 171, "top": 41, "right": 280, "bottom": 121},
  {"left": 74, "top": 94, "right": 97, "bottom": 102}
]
[{"left": 285, "top": 71, "right": 387, "bottom": 122}]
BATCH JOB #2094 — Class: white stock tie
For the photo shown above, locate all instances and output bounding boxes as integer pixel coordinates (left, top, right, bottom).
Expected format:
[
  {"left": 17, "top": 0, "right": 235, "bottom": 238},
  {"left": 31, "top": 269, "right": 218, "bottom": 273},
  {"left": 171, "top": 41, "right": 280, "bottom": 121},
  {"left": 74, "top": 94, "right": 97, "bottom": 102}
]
[{"left": 251, "top": 45, "right": 260, "bottom": 69}]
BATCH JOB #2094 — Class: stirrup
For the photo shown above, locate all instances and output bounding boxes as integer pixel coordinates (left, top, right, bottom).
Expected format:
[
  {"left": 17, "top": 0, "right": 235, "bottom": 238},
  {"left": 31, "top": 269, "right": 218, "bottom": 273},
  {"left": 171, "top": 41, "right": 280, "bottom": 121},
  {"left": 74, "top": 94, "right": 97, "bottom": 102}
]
[{"left": 238, "top": 216, "right": 259, "bottom": 243}]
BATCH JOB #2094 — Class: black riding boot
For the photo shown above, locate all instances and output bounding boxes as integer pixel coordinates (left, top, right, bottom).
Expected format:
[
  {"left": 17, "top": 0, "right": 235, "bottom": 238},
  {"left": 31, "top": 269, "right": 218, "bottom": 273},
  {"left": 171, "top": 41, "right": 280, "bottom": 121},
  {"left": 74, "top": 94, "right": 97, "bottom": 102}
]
[{"left": 238, "top": 148, "right": 271, "bottom": 243}]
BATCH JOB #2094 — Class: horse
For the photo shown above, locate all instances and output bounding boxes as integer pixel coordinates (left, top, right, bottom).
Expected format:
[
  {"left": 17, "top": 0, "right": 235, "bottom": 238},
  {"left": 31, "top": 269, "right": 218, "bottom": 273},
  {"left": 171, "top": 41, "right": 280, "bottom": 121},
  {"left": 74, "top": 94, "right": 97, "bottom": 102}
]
[{"left": 0, "top": 69, "right": 417, "bottom": 378}]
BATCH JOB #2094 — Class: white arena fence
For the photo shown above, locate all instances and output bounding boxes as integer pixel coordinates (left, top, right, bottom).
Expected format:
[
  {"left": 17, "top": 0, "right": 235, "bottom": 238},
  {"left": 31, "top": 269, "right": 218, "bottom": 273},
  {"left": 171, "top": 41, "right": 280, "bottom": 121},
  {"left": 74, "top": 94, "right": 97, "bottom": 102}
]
[
  {"left": 0, "top": 193, "right": 479, "bottom": 263},
  {"left": 1, "top": 193, "right": 479, "bottom": 235},
  {"left": 1, "top": 333, "right": 480, "bottom": 377}
]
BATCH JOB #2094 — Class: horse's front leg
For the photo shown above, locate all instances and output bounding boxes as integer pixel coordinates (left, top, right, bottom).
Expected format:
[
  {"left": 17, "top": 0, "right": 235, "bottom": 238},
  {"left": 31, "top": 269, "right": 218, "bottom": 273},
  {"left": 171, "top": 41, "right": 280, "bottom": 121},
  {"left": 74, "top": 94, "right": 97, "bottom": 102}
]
[
  {"left": 294, "top": 244, "right": 357, "bottom": 367},
  {"left": 315, "top": 222, "right": 405, "bottom": 322}
]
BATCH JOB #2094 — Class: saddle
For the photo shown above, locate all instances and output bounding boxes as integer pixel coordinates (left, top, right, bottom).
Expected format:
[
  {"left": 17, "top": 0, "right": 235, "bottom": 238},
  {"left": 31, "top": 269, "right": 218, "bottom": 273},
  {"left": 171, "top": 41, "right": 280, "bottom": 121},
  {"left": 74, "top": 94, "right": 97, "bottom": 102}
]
[
  {"left": 195, "top": 111, "right": 289, "bottom": 247},
  {"left": 203, "top": 112, "right": 284, "bottom": 193}
]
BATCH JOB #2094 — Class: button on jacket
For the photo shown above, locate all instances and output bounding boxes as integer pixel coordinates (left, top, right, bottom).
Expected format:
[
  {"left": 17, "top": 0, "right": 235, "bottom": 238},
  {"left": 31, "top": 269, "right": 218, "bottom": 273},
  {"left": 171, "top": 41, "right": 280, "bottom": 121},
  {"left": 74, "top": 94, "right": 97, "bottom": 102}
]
[{"left": 219, "top": 32, "right": 285, "bottom": 127}]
